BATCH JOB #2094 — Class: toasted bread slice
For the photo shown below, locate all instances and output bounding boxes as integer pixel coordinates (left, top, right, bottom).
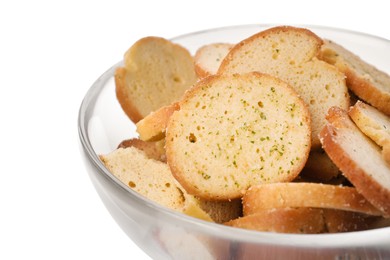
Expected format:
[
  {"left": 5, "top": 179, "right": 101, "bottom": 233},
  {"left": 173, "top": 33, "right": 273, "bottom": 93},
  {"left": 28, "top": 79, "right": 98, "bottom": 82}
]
[
  {"left": 218, "top": 26, "right": 323, "bottom": 71},
  {"left": 117, "top": 138, "right": 166, "bottom": 162},
  {"left": 218, "top": 26, "right": 349, "bottom": 149},
  {"left": 319, "top": 106, "right": 390, "bottom": 216},
  {"left": 100, "top": 146, "right": 241, "bottom": 223},
  {"left": 99, "top": 147, "right": 185, "bottom": 211},
  {"left": 349, "top": 100, "right": 390, "bottom": 164},
  {"left": 166, "top": 72, "right": 311, "bottom": 200},
  {"left": 194, "top": 43, "right": 233, "bottom": 78},
  {"left": 225, "top": 208, "right": 325, "bottom": 234},
  {"left": 322, "top": 209, "right": 380, "bottom": 233},
  {"left": 225, "top": 208, "right": 376, "bottom": 234},
  {"left": 319, "top": 40, "right": 390, "bottom": 116},
  {"left": 243, "top": 183, "right": 382, "bottom": 216},
  {"left": 99, "top": 147, "right": 212, "bottom": 221},
  {"left": 115, "top": 37, "right": 197, "bottom": 123}
]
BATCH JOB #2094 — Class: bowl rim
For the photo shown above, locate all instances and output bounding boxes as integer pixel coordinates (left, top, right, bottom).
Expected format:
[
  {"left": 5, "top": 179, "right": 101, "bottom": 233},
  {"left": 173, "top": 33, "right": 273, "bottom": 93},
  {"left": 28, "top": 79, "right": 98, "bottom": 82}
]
[
  {"left": 78, "top": 23, "right": 390, "bottom": 248},
  {"left": 169, "top": 23, "right": 390, "bottom": 43}
]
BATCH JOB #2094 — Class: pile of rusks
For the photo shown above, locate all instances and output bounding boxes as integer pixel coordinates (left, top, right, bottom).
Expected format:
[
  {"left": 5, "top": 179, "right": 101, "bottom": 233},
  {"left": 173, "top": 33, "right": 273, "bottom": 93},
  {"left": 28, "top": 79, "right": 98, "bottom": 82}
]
[{"left": 100, "top": 26, "right": 390, "bottom": 234}]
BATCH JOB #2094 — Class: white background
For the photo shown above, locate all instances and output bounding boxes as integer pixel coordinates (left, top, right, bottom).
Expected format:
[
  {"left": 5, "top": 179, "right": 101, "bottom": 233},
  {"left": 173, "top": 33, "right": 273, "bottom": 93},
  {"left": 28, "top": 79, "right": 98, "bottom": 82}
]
[{"left": 1, "top": 1, "right": 389, "bottom": 259}]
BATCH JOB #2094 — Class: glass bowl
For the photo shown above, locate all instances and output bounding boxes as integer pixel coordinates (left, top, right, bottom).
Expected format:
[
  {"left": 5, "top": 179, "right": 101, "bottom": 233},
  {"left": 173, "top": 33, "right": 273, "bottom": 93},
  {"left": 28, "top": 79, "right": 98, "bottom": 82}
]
[{"left": 78, "top": 24, "right": 390, "bottom": 259}]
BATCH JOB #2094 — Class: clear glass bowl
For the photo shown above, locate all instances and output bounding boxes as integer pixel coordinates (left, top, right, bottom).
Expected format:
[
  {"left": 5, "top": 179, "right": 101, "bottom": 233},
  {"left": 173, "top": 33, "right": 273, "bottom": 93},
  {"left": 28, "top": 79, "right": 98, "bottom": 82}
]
[{"left": 78, "top": 24, "right": 390, "bottom": 259}]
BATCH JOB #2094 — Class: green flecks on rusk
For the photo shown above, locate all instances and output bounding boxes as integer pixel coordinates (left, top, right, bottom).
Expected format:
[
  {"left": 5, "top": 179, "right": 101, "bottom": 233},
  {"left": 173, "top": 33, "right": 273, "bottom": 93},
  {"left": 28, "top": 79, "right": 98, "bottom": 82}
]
[
  {"left": 165, "top": 72, "right": 312, "bottom": 200},
  {"left": 286, "top": 102, "right": 298, "bottom": 118},
  {"left": 260, "top": 112, "right": 267, "bottom": 120},
  {"left": 198, "top": 170, "right": 211, "bottom": 180}
]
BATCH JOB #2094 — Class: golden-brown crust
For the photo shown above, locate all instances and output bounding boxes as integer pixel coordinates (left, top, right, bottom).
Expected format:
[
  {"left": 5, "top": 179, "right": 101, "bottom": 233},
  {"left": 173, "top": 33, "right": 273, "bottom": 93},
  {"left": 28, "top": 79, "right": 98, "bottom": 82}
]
[
  {"left": 218, "top": 26, "right": 323, "bottom": 74},
  {"left": 319, "top": 107, "right": 390, "bottom": 217},
  {"left": 348, "top": 100, "right": 390, "bottom": 165},
  {"left": 115, "top": 67, "right": 144, "bottom": 123},
  {"left": 225, "top": 208, "right": 377, "bottom": 234},
  {"left": 194, "top": 63, "right": 209, "bottom": 79},
  {"left": 177, "top": 74, "right": 219, "bottom": 104},
  {"left": 243, "top": 183, "right": 382, "bottom": 216},
  {"left": 344, "top": 67, "right": 390, "bottom": 116}
]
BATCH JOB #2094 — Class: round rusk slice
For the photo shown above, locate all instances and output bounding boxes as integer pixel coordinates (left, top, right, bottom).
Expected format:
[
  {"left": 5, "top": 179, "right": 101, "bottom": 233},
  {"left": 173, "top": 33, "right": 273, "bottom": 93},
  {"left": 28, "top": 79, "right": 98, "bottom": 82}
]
[{"left": 165, "top": 72, "right": 311, "bottom": 200}]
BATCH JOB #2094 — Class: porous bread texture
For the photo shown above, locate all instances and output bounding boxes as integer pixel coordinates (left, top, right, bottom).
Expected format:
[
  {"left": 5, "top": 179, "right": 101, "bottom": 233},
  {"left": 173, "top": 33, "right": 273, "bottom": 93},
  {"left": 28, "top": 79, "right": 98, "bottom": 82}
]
[
  {"left": 100, "top": 146, "right": 243, "bottom": 223},
  {"left": 320, "top": 40, "right": 390, "bottom": 116},
  {"left": 218, "top": 26, "right": 349, "bottom": 149},
  {"left": 243, "top": 183, "right": 382, "bottom": 216},
  {"left": 99, "top": 147, "right": 212, "bottom": 221},
  {"left": 115, "top": 36, "right": 197, "bottom": 123},
  {"left": 136, "top": 102, "right": 180, "bottom": 141},
  {"left": 349, "top": 100, "right": 390, "bottom": 164},
  {"left": 320, "top": 107, "right": 390, "bottom": 217},
  {"left": 165, "top": 72, "right": 311, "bottom": 200},
  {"left": 99, "top": 147, "right": 185, "bottom": 211},
  {"left": 224, "top": 207, "right": 376, "bottom": 234},
  {"left": 194, "top": 43, "right": 233, "bottom": 78}
]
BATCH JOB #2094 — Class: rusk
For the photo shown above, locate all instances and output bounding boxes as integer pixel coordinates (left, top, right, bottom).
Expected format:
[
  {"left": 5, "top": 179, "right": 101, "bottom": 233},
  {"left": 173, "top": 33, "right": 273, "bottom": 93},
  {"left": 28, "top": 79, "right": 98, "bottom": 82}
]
[
  {"left": 320, "top": 40, "right": 390, "bottom": 116},
  {"left": 194, "top": 43, "right": 233, "bottom": 78},
  {"left": 225, "top": 208, "right": 375, "bottom": 234},
  {"left": 218, "top": 26, "right": 349, "bottom": 149},
  {"left": 349, "top": 100, "right": 390, "bottom": 164},
  {"left": 243, "top": 183, "right": 382, "bottom": 216},
  {"left": 99, "top": 147, "right": 212, "bottom": 221},
  {"left": 115, "top": 37, "right": 197, "bottom": 123},
  {"left": 166, "top": 72, "right": 311, "bottom": 200},
  {"left": 319, "top": 107, "right": 390, "bottom": 216},
  {"left": 100, "top": 146, "right": 242, "bottom": 222},
  {"left": 100, "top": 147, "right": 186, "bottom": 211},
  {"left": 225, "top": 208, "right": 325, "bottom": 234}
]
